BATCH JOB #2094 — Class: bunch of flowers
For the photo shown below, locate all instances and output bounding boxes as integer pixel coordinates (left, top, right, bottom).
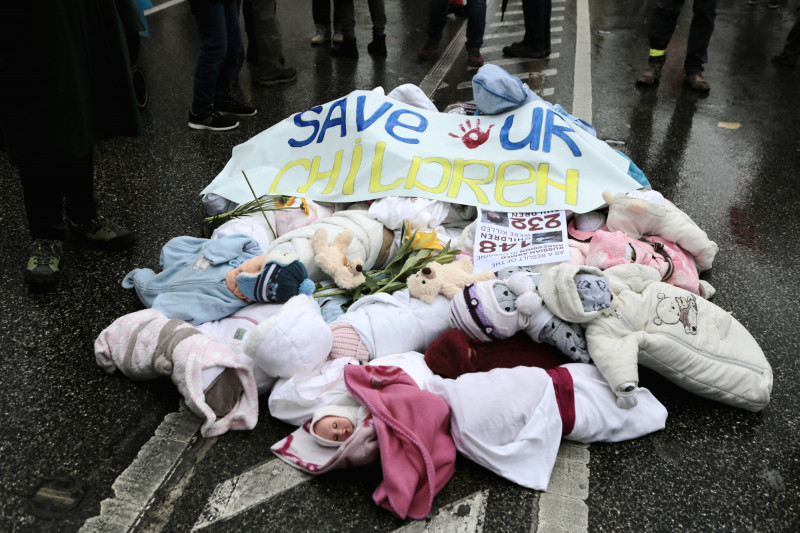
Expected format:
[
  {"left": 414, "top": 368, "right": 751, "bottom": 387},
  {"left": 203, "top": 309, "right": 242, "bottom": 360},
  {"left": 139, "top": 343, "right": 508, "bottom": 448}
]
[
  {"left": 315, "top": 221, "right": 460, "bottom": 307},
  {"left": 201, "top": 171, "right": 308, "bottom": 238}
]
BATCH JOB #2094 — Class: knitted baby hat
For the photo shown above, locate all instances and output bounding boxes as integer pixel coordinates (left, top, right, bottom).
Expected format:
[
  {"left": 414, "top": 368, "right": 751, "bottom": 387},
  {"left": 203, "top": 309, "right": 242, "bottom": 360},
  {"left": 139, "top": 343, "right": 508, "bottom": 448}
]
[
  {"left": 472, "top": 64, "right": 539, "bottom": 114},
  {"left": 310, "top": 404, "right": 361, "bottom": 448},
  {"left": 236, "top": 253, "right": 315, "bottom": 303},
  {"left": 449, "top": 278, "right": 542, "bottom": 342}
]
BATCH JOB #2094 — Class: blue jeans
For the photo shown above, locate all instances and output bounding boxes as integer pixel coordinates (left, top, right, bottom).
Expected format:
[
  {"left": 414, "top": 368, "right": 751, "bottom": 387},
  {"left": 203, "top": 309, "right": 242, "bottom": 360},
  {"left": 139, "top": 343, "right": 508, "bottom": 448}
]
[
  {"left": 521, "top": 0, "right": 552, "bottom": 49},
  {"left": 647, "top": 0, "right": 717, "bottom": 74},
  {"left": 427, "top": 0, "right": 486, "bottom": 48},
  {"left": 191, "top": 1, "right": 243, "bottom": 113}
]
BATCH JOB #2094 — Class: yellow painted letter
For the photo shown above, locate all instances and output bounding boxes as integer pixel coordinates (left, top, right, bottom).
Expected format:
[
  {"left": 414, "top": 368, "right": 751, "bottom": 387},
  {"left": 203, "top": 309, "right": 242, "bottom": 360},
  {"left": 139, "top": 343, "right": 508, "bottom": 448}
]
[
  {"left": 448, "top": 159, "right": 495, "bottom": 205},
  {"left": 270, "top": 159, "right": 312, "bottom": 193},
  {"left": 535, "top": 165, "right": 579, "bottom": 206},
  {"left": 369, "top": 142, "right": 403, "bottom": 193},
  {"left": 404, "top": 157, "right": 451, "bottom": 193},
  {"left": 495, "top": 160, "right": 535, "bottom": 208}
]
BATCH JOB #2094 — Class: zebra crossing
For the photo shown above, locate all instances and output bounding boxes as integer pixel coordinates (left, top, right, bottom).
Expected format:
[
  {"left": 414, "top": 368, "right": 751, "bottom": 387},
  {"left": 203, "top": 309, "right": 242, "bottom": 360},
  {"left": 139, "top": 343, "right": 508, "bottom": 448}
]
[{"left": 445, "top": 0, "right": 567, "bottom": 100}]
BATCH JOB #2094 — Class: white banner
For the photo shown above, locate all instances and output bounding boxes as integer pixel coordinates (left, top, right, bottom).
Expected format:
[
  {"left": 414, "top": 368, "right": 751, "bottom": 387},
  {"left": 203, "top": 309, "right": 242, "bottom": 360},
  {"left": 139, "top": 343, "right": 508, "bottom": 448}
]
[
  {"left": 473, "top": 209, "right": 570, "bottom": 271},
  {"left": 202, "top": 90, "right": 641, "bottom": 213}
]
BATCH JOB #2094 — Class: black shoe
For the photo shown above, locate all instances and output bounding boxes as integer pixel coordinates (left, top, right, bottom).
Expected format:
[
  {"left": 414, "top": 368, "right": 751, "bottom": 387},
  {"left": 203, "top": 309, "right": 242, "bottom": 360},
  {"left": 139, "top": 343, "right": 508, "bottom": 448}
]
[
  {"left": 368, "top": 34, "right": 387, "bottom": 56},
  {"left": 215, "top": 96, "right": 257, "bottom": 117},
  {"left": 258, "top": 67, "right": 298, "bottom": 87},
  {"left": 502, "top": 41, "right": 551, "bottom": 59},
  {"left": 67, "top": 214, "right": 136, "bottom": 250},
  {"left": 188, "top": 108, "right": 239, "bottom": 131},
  {"left": 25, "top": 239, "right": 63, "bottom": 288},
  {"left": 331, "top": 38, "right": 359, "bottom": 59},
  {"left": 772, "top": 52, "right": 797, "bottom": 67}
]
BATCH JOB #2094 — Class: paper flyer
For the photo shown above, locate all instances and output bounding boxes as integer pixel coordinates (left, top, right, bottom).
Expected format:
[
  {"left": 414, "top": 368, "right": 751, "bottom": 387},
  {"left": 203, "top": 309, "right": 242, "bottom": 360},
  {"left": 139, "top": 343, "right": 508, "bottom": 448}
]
[{"left": 473, "top": 209, "right": 570, "bottom": 271}]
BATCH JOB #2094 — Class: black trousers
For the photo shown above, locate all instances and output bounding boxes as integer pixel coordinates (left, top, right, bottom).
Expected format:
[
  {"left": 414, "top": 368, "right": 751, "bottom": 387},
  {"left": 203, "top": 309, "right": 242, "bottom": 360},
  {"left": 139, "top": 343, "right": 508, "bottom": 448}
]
[
  {"left": 18, "top": 149, "right": 96, "bottom": 240},
  {"left": 647, "top": 0, "right": 717, "bottom": 74}
]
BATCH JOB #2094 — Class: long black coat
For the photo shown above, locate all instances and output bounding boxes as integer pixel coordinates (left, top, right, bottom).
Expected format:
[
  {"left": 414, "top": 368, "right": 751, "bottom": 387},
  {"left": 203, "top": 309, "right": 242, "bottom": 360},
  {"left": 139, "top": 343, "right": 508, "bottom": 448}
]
[{"left": 0, "top": 0, "right": 143, "bottom": 167}]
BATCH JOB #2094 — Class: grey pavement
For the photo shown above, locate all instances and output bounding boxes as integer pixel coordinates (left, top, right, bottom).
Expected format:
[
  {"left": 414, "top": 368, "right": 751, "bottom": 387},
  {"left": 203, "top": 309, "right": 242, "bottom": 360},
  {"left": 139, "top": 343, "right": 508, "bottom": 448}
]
[{"left": 1, "top": 0, "right": 798, "bottom": 532}]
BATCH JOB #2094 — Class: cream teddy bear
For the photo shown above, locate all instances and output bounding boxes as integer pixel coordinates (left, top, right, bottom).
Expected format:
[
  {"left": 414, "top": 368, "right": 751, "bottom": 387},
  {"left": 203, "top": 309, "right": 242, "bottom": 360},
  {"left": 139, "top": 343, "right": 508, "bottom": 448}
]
[
  {"left": 311, "top": 228, "right": 366, "bottom": 289},
  {"left": 407, "top": 257, "right": 495, "bottom": 303}
]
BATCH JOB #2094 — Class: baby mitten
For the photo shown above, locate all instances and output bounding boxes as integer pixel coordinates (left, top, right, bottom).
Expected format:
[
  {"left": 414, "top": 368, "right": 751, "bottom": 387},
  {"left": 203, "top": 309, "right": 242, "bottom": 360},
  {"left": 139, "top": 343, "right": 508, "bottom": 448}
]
[
  {"left": 493, "top": 271, "right": 591, "bottom": 363},
  {"left": 537, "top": 317, "right": 590, "bottom": 363}
]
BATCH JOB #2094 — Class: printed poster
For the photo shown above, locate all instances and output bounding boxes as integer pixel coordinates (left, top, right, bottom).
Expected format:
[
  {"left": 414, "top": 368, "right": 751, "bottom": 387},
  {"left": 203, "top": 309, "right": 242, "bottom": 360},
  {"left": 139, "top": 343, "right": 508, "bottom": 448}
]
[{"left": 473, "top": 209, "right": 570, "bottom": 271}]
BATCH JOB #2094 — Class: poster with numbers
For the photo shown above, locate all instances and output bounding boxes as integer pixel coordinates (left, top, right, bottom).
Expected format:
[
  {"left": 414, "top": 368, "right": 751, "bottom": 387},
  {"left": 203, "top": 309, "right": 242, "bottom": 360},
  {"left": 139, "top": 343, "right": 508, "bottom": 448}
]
[{"left": 473, "top": 208, "right": 570, "bottom": 271}]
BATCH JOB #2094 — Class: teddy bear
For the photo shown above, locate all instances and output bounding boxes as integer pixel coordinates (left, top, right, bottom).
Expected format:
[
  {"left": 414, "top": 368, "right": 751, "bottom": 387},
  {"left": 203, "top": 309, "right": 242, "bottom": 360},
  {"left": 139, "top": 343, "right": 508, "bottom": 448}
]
[
  {"left": 311, "top": 228, "right": 366, "bottom": 290},
  {"left": 407, "top": 257, "right": 495, "bottom": 303},
  {"left": 602, "top": 189, "right": 718, "bottom": 271}
]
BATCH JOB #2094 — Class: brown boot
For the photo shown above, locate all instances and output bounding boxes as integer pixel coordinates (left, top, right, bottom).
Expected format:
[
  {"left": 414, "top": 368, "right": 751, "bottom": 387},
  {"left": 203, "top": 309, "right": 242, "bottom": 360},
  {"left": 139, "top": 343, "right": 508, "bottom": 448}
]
[
  {"left": 635, "top": 63, "right": 662, "bottom": 87},
  {"left": 684, "top": 73, "right": 710, "bottom": 93}
]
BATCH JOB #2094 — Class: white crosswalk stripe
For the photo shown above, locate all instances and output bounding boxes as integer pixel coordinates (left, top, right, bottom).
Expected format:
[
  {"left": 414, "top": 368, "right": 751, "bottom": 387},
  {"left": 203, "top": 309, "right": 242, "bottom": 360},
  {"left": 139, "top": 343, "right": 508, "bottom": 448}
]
[
  {"left": 392, "top": 491, "right": 487, "bottom": 533},
  {"left": 191, "top": 459, "right": 311, "bottom": 531}
]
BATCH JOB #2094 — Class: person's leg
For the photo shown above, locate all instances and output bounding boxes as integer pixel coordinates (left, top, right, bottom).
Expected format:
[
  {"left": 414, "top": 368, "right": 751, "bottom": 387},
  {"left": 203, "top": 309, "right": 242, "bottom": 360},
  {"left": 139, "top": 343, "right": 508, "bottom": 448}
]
[
  {"left": 191, "top": 3, "right": 228, "bottom": 115},
  {"left": 62, "top": 149, "right": 97, "bottom": 225},
  {"left": 213, "top": 1, "right": 244, "bottom": 105},
  {"left": 368, "top": 0, "right": 386, "bottom": 35},
  {"left": 636, "top": 0, "right": 686, "bottom": 86},
  {"left": 773, "top": 5, "right": 800, "bottom": 65},
  {"left": 19, "top": 158, "right": 78, "bottom": 241},
  {"left": 332, "top": 0, "right": 355, "bottom": 40},
  {"left": 463, "top": 0, "right": 486, "bottom": 66},
  {"left": 426, "top": 0, "right": 450, "bottom": 41},
  {"left": 251, "top": 0, "right": 283, "bottom": 75},
  {"left": 251, "top": 0, "right": 297, "bottom": 85},
  {"left": 312, "top": 0, "right": 332, "bottom": 36},
  {"left": 419, "top": 0, "right": 449, "bottom": 58},
  {"left": 647, "top": 0, "right": 686, "bottom": 66},
  {"left": 464, "top": 0, "right": 486, "bottom": 48},
  {"left": 331, "top": 0, "right": 358, "bottom": 57},
  {"left": 367, "top": 0, "right": 387, "bottom": 55},
  {"left": 19, "top": 150, "right": 90, "bottom": 286},
  {"left": 683, "top": 0, "right": 717, "bottom": 75},
  {"left": 503, "top": 0, "right": 552, "bottom": 58},
  {"left": 523, "top": 0, "right": 551, "bottom": 49}
]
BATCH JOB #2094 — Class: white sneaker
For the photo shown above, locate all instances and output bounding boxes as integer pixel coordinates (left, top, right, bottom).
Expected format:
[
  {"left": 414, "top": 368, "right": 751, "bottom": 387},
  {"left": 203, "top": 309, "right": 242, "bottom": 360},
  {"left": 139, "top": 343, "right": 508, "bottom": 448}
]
[{"left": 332, "top": 33, "right": 344, "bottom": 43}]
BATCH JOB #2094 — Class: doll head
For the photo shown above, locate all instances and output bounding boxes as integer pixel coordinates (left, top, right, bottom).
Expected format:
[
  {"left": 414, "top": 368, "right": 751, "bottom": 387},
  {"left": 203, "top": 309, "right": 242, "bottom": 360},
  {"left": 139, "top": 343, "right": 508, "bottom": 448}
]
[{"left": 309, "top": 404, "right": 360, "bottom": 447}]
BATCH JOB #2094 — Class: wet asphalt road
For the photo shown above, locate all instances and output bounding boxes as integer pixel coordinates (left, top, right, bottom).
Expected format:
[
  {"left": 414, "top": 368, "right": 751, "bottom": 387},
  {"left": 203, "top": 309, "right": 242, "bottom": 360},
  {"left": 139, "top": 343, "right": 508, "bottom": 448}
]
[{"left": 0, "top": 0, "right": 798, "bottom": 531}]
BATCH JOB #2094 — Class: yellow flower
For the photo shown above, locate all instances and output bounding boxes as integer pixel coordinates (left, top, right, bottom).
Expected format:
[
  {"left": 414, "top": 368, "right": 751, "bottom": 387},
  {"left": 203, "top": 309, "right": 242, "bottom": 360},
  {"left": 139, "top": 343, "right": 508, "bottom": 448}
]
[
  {"left": 409, "top": 230, "right": 444, "bottom": 251},
  {"left": 299, "top": 197, "right": 310, "bottom": 216},
  {"left": 275, "top": 196, "right": 296, "bottom": 208}
]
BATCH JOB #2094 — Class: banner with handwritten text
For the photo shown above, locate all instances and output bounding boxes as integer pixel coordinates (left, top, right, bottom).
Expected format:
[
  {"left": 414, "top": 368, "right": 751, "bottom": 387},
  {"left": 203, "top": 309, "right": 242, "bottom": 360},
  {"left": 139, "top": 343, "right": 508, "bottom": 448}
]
[{"left": 201, "top": 90, "right": 641, "bottom": 213}]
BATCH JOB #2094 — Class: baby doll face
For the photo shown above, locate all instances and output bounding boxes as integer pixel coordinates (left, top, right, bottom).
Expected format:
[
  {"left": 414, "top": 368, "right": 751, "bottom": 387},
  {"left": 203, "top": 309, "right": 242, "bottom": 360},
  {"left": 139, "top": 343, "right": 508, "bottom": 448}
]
[
  {"left": 313, "top": 415, "right": 354, "bottom": 443},
  {"left": 225, "top": 255, "right": 265, "bottom": 301}
]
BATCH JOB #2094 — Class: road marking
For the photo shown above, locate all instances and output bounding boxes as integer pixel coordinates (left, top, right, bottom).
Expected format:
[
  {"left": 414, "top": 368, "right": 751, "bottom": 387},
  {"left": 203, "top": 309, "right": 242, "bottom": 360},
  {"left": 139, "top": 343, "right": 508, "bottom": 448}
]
[
  {"left": 392, "top": 491, "right": 487, "bottom": 533},
  {"left": 488, "top": 16, "right": 564, "bottom": 28},
  {"left": 143, "top": 0, "right": 185, "bottom": 15},
  {"left": 191, "top": 458, "right": 311, "bottom": 531},
  {"left": 481, "top": 38, "right": 561, "bottom": 53},
  {"left": 572, "top": 0, "right": 593, "bottom": 123},
  {"left": 80, "top": 404, "right": 202, "bottom": 533},
  {"left": 535, "top": 442, "right": 590, "bottom": 533},
  {"left": 467, "top": 55, "right": 560, "bottom": 71}
]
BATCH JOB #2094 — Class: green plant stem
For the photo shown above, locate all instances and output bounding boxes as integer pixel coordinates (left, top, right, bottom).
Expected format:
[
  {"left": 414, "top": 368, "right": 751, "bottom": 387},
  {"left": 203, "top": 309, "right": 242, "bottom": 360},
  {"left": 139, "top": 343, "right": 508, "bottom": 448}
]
[{"left": 242, "top": 170, "right": 276, "bottom": 239}]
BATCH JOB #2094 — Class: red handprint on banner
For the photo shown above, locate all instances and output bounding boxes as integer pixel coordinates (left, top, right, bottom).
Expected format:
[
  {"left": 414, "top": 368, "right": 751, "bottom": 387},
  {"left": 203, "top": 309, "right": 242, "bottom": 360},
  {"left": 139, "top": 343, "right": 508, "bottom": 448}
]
[{"left": 449, "top": 118, "right": 494, "bottom": 149}]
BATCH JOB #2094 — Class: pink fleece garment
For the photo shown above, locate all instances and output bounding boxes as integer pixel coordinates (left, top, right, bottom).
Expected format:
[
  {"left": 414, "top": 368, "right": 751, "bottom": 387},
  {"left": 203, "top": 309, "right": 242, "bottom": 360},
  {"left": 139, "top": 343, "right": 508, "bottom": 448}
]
[
  {"left": 344, "top": 365, "right": 456, "bottom": 520},
  {"left": 567, "top": 221, "right": 702, "bottom": 295}
]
